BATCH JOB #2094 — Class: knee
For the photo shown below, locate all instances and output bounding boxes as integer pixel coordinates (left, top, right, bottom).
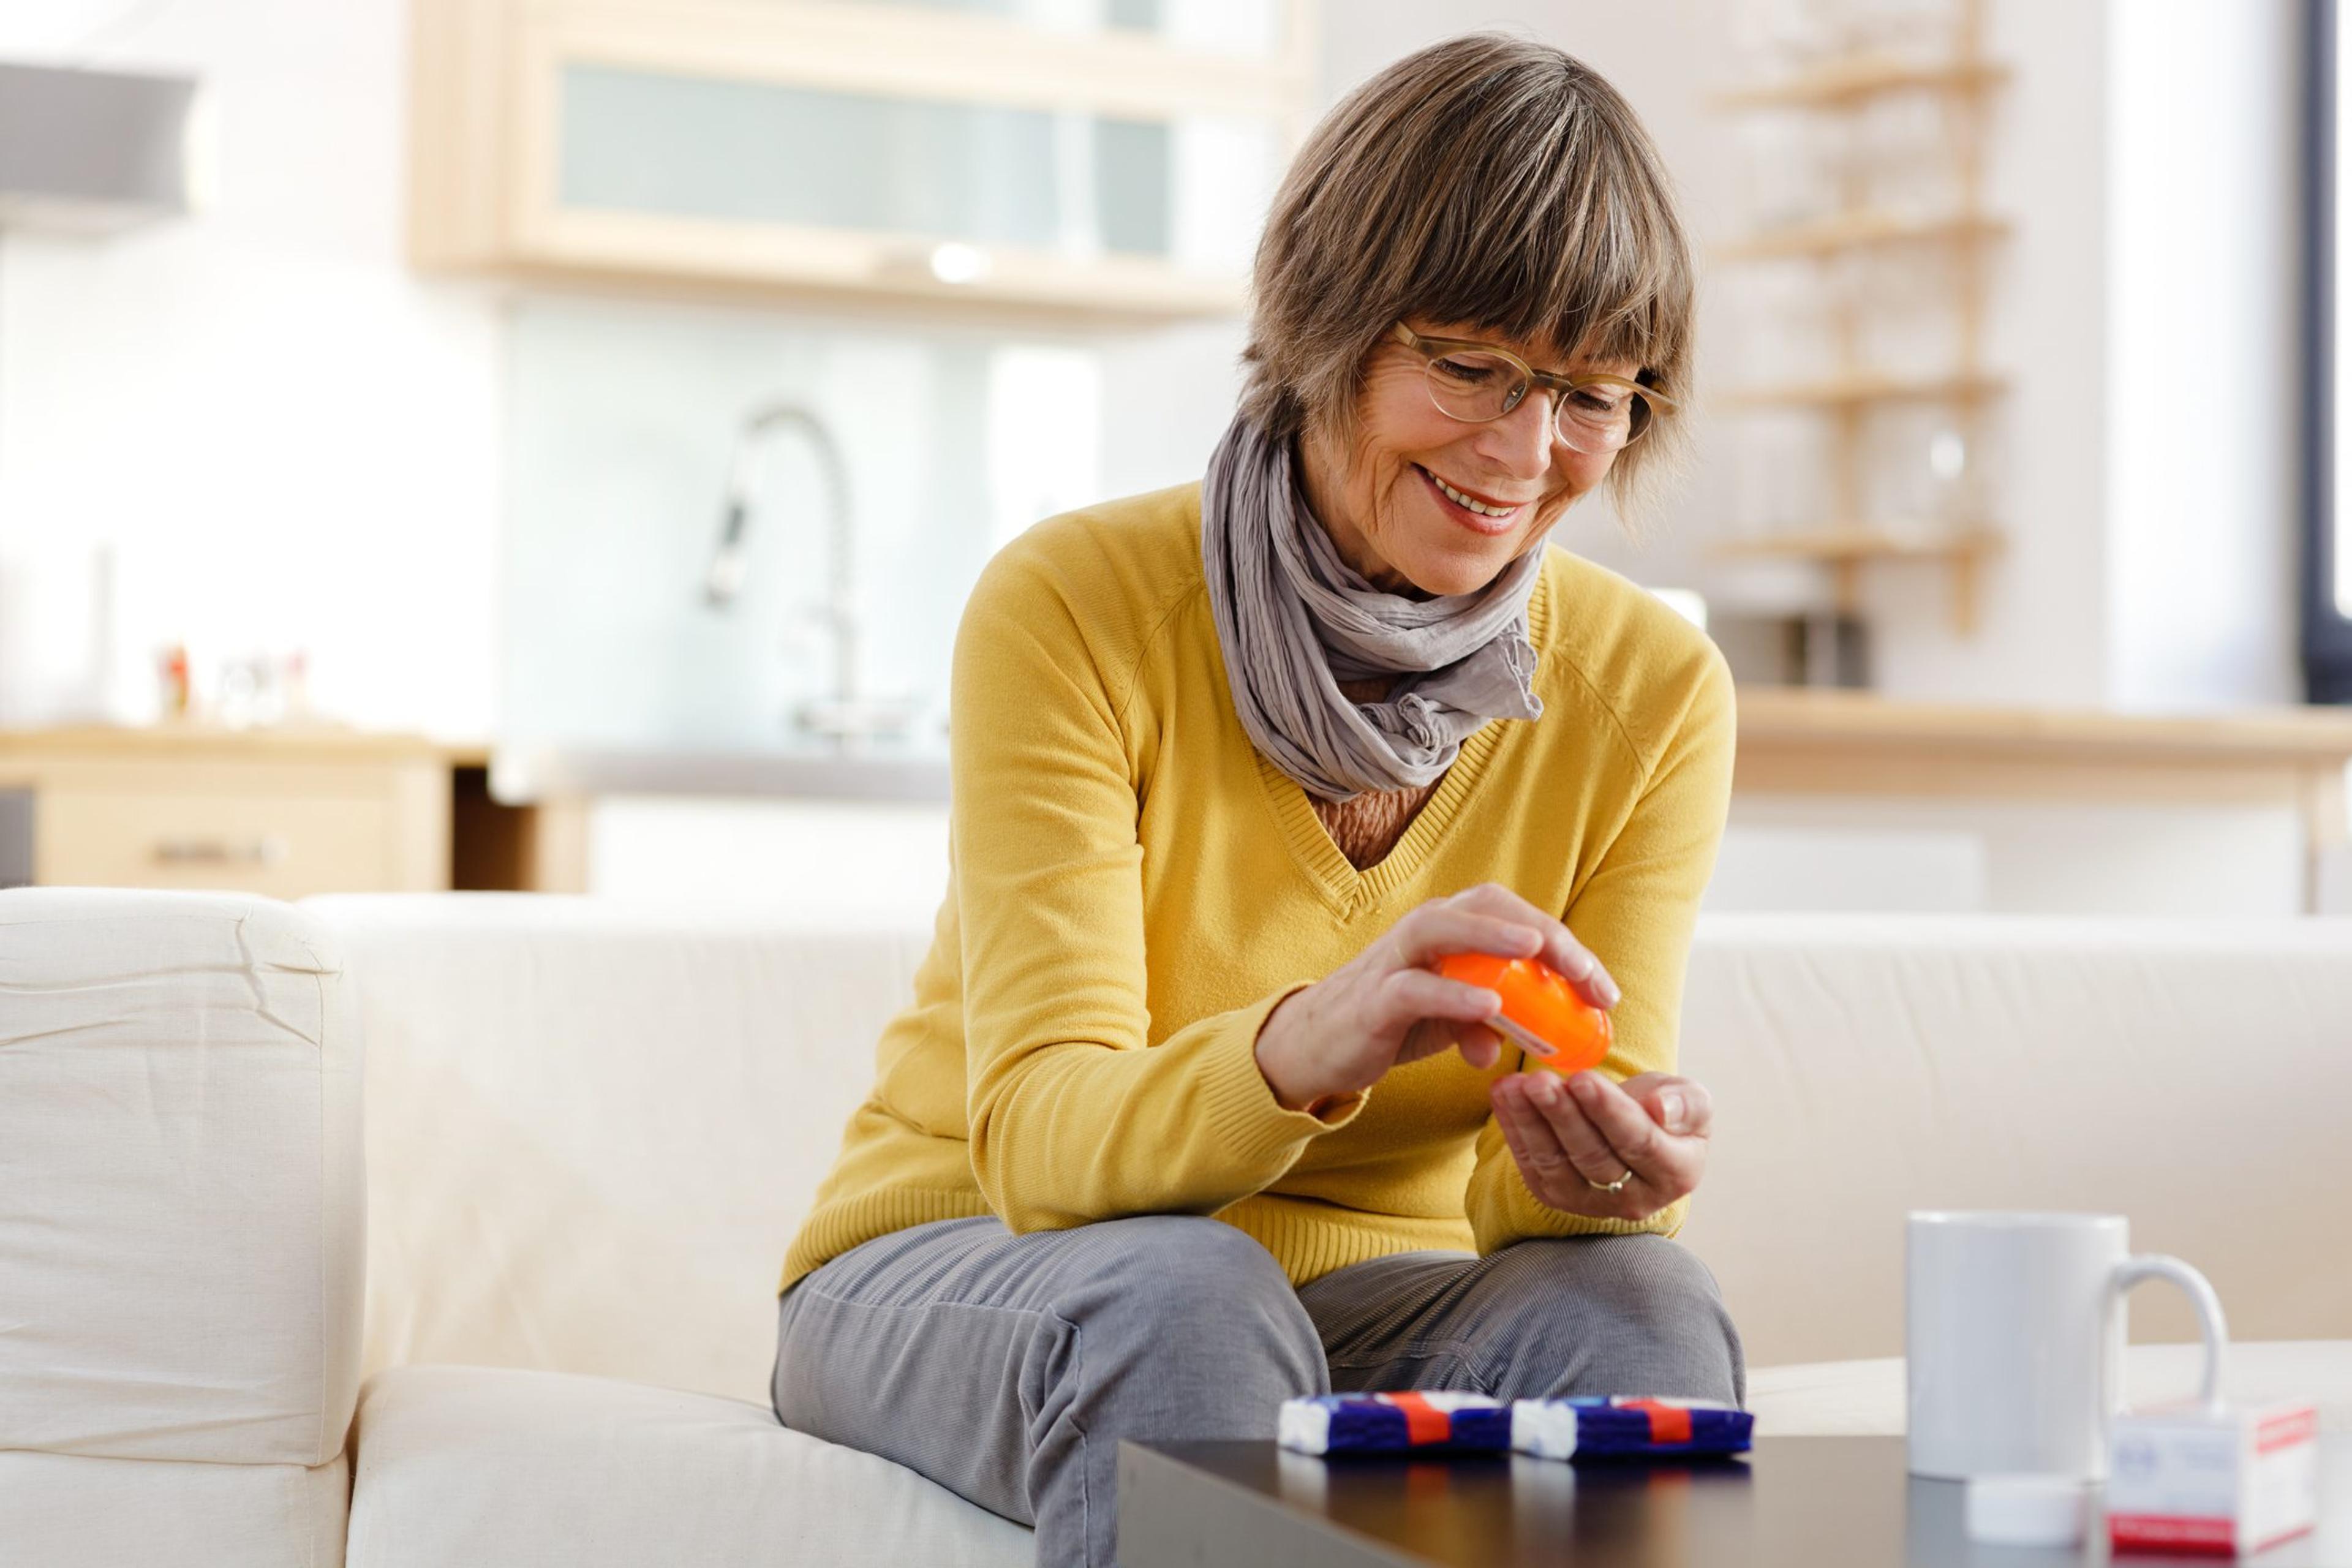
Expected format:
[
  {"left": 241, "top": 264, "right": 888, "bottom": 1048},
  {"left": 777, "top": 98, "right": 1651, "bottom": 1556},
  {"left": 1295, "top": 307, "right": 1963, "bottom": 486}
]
[
  {"left": 1046, "top": 1216, "right": 1325, "bottom": 1386},
  {"left": 1476, "top": 1236, "right": 1745, "bottom": 1406}
]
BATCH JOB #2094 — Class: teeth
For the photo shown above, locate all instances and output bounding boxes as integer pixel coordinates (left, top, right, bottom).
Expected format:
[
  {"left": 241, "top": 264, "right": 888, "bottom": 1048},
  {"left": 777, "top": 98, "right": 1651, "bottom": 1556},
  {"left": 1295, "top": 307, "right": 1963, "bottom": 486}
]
[{"left": 1428, "top": 470, "right": 1518, "bottom": 517}]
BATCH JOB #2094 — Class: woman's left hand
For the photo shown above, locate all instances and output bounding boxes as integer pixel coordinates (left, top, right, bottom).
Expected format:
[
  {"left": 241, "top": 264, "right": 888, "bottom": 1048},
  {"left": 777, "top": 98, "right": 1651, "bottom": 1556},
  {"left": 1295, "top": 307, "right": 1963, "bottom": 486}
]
[{"left": 1488, "top": 1070, "right": 1711, "bottom": 1223}]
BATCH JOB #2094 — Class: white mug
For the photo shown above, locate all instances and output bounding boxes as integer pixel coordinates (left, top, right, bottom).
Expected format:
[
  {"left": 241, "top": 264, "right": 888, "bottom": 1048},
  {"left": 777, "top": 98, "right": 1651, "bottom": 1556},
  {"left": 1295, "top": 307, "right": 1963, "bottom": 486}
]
[{"left": 1906, "top": 1211, "right": 2228, "bottom": 1481}]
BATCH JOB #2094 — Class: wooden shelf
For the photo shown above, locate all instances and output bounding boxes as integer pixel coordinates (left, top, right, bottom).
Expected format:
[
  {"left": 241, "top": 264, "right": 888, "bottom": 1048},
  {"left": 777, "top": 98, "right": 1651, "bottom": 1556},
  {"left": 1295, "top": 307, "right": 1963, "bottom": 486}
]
[
  {"left": 1717, "top": 209, "right": 2009, "bottom": 263},
  {"left": 1714, "top": 523, "right": 2003, "bottom": 633},
  {"left": 1713, "top": 522, "right": 2002, "bottom": 564},
  {"left": 1720, "top": 369, "right": 2006, "bottom": 412},
  {"left": 1714, "top": 52, "right": 2008, "bottom": 112}
]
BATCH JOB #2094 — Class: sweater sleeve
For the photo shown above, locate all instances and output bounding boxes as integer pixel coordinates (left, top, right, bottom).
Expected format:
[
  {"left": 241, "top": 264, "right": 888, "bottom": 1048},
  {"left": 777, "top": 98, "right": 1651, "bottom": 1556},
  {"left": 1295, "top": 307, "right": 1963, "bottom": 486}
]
[
  {"left": 1463, "top": 643, "right": 1736, "bottom": 1251},
  {"left": 951, "top": 544, "right": 1363, "bottom": 1234}
]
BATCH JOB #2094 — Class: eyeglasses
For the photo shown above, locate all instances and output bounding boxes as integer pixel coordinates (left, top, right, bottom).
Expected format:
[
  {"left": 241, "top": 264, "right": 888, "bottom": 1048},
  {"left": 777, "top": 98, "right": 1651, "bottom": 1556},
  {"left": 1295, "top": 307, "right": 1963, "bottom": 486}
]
[{"left": 1389, "top": 322, "right": 1675, "bottom": 454}]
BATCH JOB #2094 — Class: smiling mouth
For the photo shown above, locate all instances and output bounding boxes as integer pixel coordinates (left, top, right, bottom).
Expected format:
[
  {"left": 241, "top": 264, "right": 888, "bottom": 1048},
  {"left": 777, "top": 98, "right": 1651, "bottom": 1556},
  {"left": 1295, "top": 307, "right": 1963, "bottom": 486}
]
[{"left": 1415, "top": 464, "right": 1529, "bottom": 519}]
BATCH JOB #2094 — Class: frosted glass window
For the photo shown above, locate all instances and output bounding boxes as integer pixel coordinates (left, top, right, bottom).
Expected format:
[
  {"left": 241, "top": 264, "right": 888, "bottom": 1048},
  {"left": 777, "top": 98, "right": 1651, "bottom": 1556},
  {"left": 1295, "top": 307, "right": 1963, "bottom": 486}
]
[
  {"left": 560, "top": 65, "right": 1180, "bottom": 257},
  {"left": 1095, "top": 117, "right": 1171, "bottom": 256},
  {"left": 799, "top": 0, "right": 1284, "bottom": 56}
]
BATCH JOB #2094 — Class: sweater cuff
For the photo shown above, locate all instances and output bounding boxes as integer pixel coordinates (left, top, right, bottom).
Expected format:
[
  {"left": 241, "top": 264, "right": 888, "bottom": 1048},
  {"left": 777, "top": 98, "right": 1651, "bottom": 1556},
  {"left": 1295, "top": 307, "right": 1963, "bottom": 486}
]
[
  {"left": 1497, "top": 1173, "right": 1689, "bottom": 1243},
  {"left": 1201, "top": 983, "right": 1368, "bottom": 1166}
]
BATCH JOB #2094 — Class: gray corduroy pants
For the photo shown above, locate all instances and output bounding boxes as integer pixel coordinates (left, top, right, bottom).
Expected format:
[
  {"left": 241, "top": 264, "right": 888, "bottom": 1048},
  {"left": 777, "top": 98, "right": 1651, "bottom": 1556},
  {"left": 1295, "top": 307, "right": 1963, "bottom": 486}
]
[{"left": 771, "top": 1215, "right": 1744, "bottom": 1568}]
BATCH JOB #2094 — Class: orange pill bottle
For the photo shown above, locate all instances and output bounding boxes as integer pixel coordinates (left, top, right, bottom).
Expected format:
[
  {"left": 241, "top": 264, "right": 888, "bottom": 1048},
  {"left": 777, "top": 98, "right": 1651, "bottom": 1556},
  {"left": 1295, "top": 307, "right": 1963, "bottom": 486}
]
[{"left": 1433, "top": 953, "right": 1613, "bottom": 1074}]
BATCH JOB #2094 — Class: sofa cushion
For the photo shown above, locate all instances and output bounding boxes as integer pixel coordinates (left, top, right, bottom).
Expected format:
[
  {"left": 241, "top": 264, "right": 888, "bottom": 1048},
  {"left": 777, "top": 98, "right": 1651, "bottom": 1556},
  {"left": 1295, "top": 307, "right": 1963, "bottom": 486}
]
[
  {"left": 0, "top": 888, "right": 363, "bottom": 1466},
  {"left": 0, "top": 1450, "right": 349, "bottom": 1568},
  {"left": 1749, "top": 1340, "right": 2352, "bottom": 1436},
  {"left": 345, "top": 1365, "right": 1031, "bottom": 1568}
]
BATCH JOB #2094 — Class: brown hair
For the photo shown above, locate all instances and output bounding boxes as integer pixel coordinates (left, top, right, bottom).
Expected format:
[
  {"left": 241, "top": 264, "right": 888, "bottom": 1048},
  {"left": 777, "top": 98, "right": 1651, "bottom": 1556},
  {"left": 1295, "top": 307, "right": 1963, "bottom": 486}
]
[{"left": 1240, "top": 32, "right": 1695, "bottom": 518}]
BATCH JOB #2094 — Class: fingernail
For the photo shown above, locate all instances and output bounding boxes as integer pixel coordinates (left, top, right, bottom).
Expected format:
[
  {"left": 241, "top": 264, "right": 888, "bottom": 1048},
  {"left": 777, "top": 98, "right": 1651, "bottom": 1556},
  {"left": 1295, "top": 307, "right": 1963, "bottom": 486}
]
[
  {"left": 1660, "top": 1090, "right": 1686, "bottom": 1131},
  {"left": 1533, "top": 1075, "right": 1564, "bottom": 1104},
  {"left": 1570, "top": 1072, "right": 1601, "bottom": 1102}
]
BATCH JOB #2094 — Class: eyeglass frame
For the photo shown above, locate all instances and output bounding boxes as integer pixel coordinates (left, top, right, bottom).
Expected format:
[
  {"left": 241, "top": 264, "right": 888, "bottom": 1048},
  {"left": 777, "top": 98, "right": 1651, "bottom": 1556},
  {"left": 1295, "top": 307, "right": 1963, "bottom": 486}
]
[{"left": 1386, "top": 322, "right": 1676, "bottom": 450}]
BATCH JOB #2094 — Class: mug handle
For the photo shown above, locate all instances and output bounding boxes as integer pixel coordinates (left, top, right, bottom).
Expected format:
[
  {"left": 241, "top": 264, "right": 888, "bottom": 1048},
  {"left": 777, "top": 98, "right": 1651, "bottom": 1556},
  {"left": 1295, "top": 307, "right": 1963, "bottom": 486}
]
[{"left": 2107, "top": 1253, "right": 2230, "bottom": 1418}]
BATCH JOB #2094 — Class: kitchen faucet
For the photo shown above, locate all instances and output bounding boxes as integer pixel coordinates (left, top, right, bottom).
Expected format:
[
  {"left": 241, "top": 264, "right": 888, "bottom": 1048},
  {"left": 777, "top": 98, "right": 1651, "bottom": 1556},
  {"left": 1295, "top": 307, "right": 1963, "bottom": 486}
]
[{"left": 703, "top": 400, "right": 921, "bottom": 750}]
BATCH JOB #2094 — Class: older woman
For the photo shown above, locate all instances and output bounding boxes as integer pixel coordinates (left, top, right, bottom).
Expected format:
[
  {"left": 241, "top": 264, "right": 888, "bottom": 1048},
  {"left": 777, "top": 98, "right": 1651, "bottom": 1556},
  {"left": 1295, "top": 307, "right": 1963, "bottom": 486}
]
[{"left": 771, "top": 31, "right": 1738, "bottom": 1568}]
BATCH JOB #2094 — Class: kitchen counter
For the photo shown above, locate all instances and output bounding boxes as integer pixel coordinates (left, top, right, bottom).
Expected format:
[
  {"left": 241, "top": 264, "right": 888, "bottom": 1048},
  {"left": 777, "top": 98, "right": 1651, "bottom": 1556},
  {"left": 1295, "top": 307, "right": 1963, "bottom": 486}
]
[
  {"left": 1733, "top": 689, "right": 2352, "bottom": 913},
  {"left": 491, "top": 692, "right": 2352, "bottom": 910},
  {"left": 23, "top": 694, "right": 2341, "bottom": 905},
  {"left": 489, "top": 693, "right": 2352, "bottom": 804},
  {"left": 1736, "top": 687, "right": 2352, "bottom": 764},
  {"left": 488, "top": 742, "right": 949, "bottom": 805}
]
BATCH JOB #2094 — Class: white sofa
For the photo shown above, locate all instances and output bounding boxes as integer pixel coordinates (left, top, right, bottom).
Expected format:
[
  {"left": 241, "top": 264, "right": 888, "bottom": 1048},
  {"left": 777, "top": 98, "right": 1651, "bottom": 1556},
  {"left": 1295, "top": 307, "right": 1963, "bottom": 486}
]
[{"left": 3, "top": 886, "right": 2349, "bottom": 1567}]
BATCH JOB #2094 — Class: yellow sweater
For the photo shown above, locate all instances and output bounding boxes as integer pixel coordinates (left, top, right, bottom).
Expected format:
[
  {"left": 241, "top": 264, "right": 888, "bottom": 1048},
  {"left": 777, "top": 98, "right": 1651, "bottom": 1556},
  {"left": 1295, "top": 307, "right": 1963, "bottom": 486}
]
[{"left": 780, "top": 482, "right": 1736, "bottom": 1294}]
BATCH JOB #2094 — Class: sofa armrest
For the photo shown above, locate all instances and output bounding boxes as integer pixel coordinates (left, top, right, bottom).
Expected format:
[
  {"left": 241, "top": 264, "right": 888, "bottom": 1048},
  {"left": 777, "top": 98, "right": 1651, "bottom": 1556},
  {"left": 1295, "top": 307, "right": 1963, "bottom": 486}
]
[{"left": 0, "top": 888, "right": 363, "bottom": 1466}]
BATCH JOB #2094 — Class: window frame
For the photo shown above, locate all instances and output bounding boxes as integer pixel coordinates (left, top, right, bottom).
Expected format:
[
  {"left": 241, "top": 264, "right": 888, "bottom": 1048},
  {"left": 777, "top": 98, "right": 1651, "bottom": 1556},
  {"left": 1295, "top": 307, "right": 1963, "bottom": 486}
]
[{"left": 2307, "top": 0, "right": 2352, "bottom": 701}]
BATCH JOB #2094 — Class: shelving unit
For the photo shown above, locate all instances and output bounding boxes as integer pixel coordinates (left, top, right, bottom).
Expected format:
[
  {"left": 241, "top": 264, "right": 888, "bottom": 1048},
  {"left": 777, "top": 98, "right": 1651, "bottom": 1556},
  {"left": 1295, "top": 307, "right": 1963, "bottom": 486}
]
[
  {"left": 1709, "top": 0, "right": 2008, "bottom": 634},
  {"left": 1714, "top": 522, "right": 2004, "bottom": 629}
]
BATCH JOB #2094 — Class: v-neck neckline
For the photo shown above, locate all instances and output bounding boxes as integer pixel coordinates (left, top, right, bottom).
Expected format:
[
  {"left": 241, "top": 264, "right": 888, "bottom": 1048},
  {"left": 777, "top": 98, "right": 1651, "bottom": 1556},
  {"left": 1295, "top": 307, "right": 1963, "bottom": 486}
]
[{"left": 1254, "top": 558, "right": 1556, "bottom": 916}]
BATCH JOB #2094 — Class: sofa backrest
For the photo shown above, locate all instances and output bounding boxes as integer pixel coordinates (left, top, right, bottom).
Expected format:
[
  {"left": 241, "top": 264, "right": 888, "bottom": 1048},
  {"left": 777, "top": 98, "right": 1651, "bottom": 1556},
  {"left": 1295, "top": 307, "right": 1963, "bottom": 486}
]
[
  {"left": 0, "top": 888, "right": 363, "bottom": 1468},
  {"left": 1678, "top": 913, "right": 2352, "bottom": 1365},
  {"left": 301, "top": 892, "right": 937, "bottom": 1409},
  {"left": 301, "top": 894, "right": 2352, "bottom": 1406}
]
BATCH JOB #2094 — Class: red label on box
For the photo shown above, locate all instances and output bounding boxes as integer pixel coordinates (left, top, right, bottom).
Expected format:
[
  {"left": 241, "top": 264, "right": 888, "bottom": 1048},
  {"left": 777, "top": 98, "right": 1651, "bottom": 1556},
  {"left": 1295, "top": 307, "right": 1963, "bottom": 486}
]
[
  {"left": 2110, "top": 1514, "right": 2236, "bottom": 1554},
  {"left": 2256, "top": 1408, "right": 2318, "bottom": 1455}
]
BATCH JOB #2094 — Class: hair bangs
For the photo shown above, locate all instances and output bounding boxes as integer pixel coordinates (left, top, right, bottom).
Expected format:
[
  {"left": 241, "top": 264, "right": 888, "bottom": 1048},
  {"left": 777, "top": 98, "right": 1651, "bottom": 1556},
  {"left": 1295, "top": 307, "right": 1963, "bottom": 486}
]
[{"left": 1420, "top": 109, "right": 1687, "bottom": 386}]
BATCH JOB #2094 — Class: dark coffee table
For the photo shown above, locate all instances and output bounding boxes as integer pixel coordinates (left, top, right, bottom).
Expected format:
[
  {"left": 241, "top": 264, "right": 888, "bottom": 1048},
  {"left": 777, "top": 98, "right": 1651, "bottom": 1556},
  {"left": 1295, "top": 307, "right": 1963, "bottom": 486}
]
[{"left": 1117, "top": 1435, "right": 2350, "bottom": 1567}]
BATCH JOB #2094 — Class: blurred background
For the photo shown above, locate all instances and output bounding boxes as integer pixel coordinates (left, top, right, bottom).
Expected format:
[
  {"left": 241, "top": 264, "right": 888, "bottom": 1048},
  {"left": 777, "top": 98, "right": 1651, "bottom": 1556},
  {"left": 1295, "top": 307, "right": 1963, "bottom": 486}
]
[{"left": 1, "top": 0, "right": 2348, "bottom": 920}]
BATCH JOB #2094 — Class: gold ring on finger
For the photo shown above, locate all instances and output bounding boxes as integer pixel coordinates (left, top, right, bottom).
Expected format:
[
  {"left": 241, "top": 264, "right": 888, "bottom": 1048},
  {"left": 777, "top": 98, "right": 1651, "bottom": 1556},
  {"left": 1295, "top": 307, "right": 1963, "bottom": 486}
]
[{"left": 1585, "top": 1168, "right": 1634, "bottom": 1195}]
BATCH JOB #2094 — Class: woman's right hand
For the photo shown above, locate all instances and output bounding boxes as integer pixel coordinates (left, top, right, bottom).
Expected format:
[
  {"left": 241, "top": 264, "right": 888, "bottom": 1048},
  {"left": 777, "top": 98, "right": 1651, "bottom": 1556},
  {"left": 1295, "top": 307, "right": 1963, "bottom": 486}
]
[{"left": 1253, "top": 882, "right": 1623, "bottom": 1114}]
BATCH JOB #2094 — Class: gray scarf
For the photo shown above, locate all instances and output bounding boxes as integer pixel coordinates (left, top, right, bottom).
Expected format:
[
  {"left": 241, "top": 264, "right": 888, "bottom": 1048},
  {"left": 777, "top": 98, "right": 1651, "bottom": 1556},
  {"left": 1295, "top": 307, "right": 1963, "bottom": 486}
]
[{"left": 1200, "top": 411, "right": 1545, "bottom": 802}]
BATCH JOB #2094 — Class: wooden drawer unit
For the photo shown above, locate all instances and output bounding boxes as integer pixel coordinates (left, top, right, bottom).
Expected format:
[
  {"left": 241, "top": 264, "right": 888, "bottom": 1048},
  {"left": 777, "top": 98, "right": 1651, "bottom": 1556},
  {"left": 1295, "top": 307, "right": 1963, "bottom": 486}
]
[
  {"left": 1, "top": 730, "right": 458, "bottom": 898},
  {"left": 40, "top": 782, "right": 395, "bottom": 900}
]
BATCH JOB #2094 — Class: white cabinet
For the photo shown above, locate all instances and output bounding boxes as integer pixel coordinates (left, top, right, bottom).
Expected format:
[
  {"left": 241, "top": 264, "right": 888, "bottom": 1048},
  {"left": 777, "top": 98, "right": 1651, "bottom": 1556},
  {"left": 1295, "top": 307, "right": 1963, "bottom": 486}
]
[{"left": 409, "top": 0, "right": 1314, "bottom": 319}]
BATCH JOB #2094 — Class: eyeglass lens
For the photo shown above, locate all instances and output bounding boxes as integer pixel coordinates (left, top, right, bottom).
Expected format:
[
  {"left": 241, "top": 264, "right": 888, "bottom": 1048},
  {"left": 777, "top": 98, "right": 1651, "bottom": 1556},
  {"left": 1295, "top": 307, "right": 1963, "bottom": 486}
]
[{"left": 1423, "top": 350, "right": 1648, "bottom": 450}]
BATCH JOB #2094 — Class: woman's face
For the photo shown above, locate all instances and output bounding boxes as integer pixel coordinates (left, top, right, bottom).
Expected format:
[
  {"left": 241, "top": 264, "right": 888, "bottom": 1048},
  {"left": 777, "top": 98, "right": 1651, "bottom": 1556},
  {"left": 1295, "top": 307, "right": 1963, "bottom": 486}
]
[{"left": 1299, "top": 318, "right": 1640, "bottom": 599}]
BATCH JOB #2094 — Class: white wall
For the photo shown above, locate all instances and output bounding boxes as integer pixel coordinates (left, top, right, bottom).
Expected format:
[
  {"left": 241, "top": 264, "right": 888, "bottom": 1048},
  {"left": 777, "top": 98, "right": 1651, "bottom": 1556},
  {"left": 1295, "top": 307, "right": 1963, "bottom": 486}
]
[
  {"left": 0, "top": 0, "right": 502, "bottom": 739},
  {"left": 2105, "top": 0, "right": 2305, "bottom": 712}
]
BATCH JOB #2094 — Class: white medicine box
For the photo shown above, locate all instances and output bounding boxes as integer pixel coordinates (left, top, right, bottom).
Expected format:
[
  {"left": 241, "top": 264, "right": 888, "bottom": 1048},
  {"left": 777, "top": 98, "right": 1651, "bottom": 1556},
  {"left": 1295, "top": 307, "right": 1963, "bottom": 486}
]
[{"left": 2106, "top": 1400, "right": 2319, "bottom": 1557}]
